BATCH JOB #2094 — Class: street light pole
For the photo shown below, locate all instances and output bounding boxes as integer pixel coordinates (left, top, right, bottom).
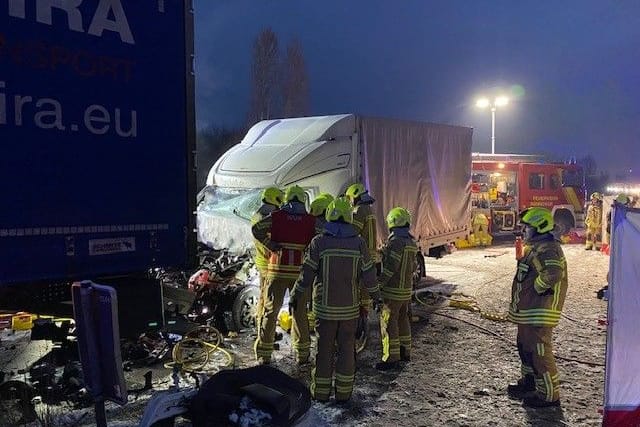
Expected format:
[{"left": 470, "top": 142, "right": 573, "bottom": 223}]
[
  {"left": 476, "top": 96, "right": 508, "bottom": 155},
  {"left": 491, "top": 106, "right": 496, "bottom": 155}
]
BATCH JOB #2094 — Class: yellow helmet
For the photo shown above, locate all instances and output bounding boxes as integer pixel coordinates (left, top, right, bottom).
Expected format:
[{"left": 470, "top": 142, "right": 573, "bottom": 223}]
[
  {"left": 310, "top": 193, "right": 334, "bottom": 217},
  {"left": 386, "top": 207, "right": 411, "bottom": 229},
  {"left": 261, "top": 187, "right": 284, "bottom": 207},
  {"left": 616, "top": 194, "right": 630, "bottom": 205},
  {"left": 520, "top": 207, "right": 554, "bottom": 234},
  {"left": 344, "top": 183, "right": 366, "bottom": 203},
  {"left": 590, "top": 192, "right": 602, "bottom": 201},
  {"left": 284, "top": 185, "right": 307, "bottom": 204},
  {"left": 325, "top": 198, "right": 353, "bottom": 224}
]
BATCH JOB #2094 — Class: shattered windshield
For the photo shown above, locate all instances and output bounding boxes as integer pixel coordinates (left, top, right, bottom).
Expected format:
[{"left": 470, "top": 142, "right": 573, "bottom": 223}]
[{"left": 198, "top": 186, "right": 262, "bottom": 221}]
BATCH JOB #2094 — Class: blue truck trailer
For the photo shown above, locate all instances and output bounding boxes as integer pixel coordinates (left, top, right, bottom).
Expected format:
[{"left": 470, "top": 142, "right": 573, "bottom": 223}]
[{"left": 0, "top": 0, "right": 196, "bottom": 324}]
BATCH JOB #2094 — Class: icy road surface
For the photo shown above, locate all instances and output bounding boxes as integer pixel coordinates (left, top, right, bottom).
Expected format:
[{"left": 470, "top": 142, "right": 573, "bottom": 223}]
[{"left": 3, "top": 243, "right": 608, "bottom": 427}]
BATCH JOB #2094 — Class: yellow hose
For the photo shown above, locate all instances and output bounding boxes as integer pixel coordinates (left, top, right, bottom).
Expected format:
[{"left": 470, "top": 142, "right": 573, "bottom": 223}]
[
  {"left": 164, "top": 326, "right": 234, "bottom": 374},
  {"left": 414, "top": 291, "right": 509, "bottom": 322}
]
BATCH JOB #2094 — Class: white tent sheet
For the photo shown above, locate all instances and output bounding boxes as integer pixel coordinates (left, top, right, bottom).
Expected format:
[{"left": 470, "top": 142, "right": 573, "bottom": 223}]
[{"left": 603, "top": 206, "right": 640, "bottom": 426}]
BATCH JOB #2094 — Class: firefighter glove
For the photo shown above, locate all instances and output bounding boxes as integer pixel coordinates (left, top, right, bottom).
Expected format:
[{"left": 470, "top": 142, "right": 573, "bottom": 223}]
[
  {"left": 373, "top": 297, "right": 384, "bottom": 313},
  {"left": 288, "top": 292, "right": 298, "bottom": 314},
  {"left": 359, "top": 305, "right": 369, "bottom": 318}
]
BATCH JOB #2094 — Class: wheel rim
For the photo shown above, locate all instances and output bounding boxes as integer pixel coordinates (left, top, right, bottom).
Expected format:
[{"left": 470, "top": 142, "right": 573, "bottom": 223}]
[
  {"left": 413, "top": 255, "right": 425, "bottom": 287},
  {"left": 239, "top": 290, "right": 258, "bottom": 328}
]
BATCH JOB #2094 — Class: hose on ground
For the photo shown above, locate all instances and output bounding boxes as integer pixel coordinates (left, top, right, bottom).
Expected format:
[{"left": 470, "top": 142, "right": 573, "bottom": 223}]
[
  {"left": 431, "top": 311, "right": 605, "bottom": 367},
  {"left": 164, "top": 326, "right": 234, "bottom": 374},
  {"left": 414, "top": 289, "right": 508, "bottom": 322}
]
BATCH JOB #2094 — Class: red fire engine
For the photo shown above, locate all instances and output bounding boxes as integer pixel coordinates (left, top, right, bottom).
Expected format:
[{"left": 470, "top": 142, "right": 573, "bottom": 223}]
[{"left": 471, "top": 153, "right": 586, "bottom": 236}]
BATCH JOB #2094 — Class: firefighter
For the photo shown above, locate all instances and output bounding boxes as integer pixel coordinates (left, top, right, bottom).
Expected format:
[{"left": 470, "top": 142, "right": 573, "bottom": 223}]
[
  {"left": 585, "top": 192, "right": 603, "bottom": 250},
  {"left": 251, "top": 187, "right": 284, "bottom": 331},
  {"left": 252, "top": 185, "right": 317, "bottom": 365},
  {"left": 376, "top": 207, "right": 419, "bottom": 371},
  {"left": 345, "top": 183, "right": 379, "bottom": 312},
  {"left": 310, "top": 193, "right": 334, "bottom": 234},
  {"left": 301, "top": 193, "right": 335, "bottom": 327},
  {"left": 507, "top": 207, "right": 568, "bottom": 407},
  {"left": 290, "top": 198, "right": 380, "bottom": 402},
  {"left": 472, "top": 212, "right": 491, "bottom": 246}
]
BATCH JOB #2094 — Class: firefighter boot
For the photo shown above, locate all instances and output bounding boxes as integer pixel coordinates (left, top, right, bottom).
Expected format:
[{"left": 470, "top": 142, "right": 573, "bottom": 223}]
[
  {"left": 523, "top": 395, "right": 561, "bottom": 408},
  {"left": 375, "top": 361, "right": 400, "bottom": 371},
  {"left": 507, "top": 375, "right": 535, "bottom": 400}
]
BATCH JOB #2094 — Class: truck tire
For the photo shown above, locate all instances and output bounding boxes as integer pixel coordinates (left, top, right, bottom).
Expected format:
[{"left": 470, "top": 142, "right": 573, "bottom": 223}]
[
  {"left": 232, "top": 285, "right": 260, "bottom": 331},
  {"left": 427, "top": 245, "right": 447, "bottom": 259}
]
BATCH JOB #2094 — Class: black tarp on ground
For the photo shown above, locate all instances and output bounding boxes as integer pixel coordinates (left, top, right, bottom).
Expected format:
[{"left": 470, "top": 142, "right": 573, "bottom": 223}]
[{"left": 190, "top": 365, "right": 311, "bottom": 427}]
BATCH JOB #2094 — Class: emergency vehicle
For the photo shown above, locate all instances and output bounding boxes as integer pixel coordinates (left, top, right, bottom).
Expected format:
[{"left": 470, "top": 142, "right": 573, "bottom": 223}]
[{"left": 471, "top": 153, "right": 586, "bottom": 236}]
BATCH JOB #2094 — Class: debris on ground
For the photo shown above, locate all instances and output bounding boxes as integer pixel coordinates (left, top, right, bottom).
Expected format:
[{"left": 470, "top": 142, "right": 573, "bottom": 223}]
[{"left": 0, "top": 244, "right": 609, "bottom": 426}]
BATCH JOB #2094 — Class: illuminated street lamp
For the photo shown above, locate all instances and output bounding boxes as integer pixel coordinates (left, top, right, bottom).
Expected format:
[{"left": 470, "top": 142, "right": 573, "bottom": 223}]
[{"left": 476, "top": 96, "right": 509, "bottom": 154}]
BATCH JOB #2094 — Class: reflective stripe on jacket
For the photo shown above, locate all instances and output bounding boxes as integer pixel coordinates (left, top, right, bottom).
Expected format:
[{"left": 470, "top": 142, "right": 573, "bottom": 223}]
[
  {"left": 378, "top": 229, "right": 419, "bottom": 301},
  {"left": 352, "top": 203, "right": 379, "bottom": 263},
  {"left": 508, "top": 235, "right": 568, "bottom": 327},
  {"left": 293, "top": 229, "right": 378, "bottom": 320}
]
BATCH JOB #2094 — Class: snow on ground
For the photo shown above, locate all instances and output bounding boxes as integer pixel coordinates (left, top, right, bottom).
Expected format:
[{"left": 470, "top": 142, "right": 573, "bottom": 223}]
[
  {"left": 348, "top": 243, "right": 609, "bottom": 427},
  {"left": 2, "top": 242, "right": 609, "bottom": 427}
]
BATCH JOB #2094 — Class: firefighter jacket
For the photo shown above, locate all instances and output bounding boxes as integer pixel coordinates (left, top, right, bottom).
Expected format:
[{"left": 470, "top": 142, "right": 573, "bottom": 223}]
[
  {"left": 292, "top": 222, "right": 378, "bottom": 320},
  {"left": 585, "top": 203, "right": 603, "bottom": 229},
  {"left": 252, "top": 202, "right": 317, "bottom": 281},
  {"left": 472, "top": 212, "right": 489, "bottom": 226},
  {"left": 378, "top": 227, "right": 419, "bottom": 301},
  {"left": 315, "top": 217, "right": 328, "bottom": 235},
  {"left": 508, "top": 234, "right": 568, "bottom": 327},
  {"left": 251, "top": 203, "right": 278, "bottom": 271},
  {"left": 352, "top": 196, "right": 380, "bottom": 263}
]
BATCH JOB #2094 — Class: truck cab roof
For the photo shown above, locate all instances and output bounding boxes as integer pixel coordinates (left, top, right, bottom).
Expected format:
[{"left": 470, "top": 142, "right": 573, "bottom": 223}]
[{"left": 216, "top": 114, "right": 355, "bottom": 175}]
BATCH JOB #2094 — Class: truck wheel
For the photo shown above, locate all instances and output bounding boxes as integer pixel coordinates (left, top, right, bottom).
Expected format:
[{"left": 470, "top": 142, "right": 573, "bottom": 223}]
[
  {"left": 232, "top": 285, "right": 260, "bottom": 331},
  {"left": 427, "top": 245, "right": 447, "bottom": 259}
]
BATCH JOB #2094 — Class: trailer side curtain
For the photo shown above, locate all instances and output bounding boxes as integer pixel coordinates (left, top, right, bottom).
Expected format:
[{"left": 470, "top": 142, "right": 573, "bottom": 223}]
[{"left": 360, "top": 117, "right": 472, "bottom": 247}]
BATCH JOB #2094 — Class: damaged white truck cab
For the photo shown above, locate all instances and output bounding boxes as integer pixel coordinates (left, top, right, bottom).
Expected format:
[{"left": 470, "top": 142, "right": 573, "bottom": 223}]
[{"left": 197, "top": 114, "right": 472, "bottom": 264}]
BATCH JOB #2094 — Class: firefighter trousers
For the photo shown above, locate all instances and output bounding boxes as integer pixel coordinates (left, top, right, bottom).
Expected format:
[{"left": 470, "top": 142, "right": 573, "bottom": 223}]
[
  {"left": 585, "top": 226, "right": 602, "bottom": 250},
  {"left": 380, "top": 299, "right": 411, "bottom": 363},
  {"left": 516, "top": 325, "right": 560, "bottom": 402},
  {"left": 255, "top": 269, "right": 267, "bottom": 332},
  {"left": 254, "top": 277, "right": 310, "bottom": 363},
  {"left": 312, "top": 318, "right": 357, "bottom": 402}
]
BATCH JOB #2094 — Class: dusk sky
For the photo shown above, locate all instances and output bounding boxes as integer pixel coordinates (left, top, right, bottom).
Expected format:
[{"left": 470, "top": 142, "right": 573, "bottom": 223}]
[{"left": 194, "top": 1, "right": 640, "bottom": 178}]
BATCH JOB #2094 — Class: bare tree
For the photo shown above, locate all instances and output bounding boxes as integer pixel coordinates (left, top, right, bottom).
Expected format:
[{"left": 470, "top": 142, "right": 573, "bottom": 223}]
[
  {"left": 281, "top": 38, "right": 310, "bottom": 118},
  {"left": 196, "top": 127, "right": 244, "bottom": 187},
  {"left": 579, "top": 155, "right": 597, "bottom": 177},
  {"left": 248, "top": 28, "right": 280, "bottom": 125},
  {"left": 578, "top": 154, "right": 609, "bottom": 195}
]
